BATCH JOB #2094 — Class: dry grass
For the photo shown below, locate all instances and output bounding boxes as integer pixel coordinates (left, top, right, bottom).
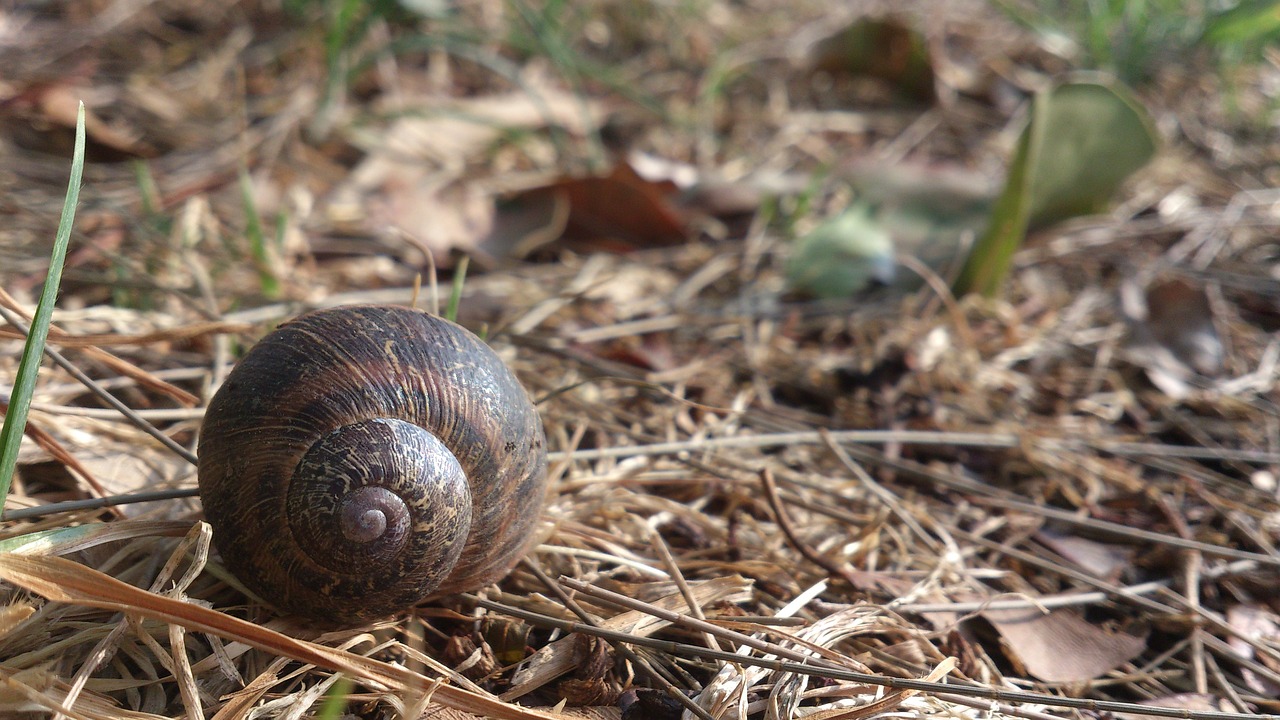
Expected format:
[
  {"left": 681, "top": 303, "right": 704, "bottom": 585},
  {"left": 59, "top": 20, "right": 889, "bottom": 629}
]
[{"left": 2, "top": 1, "right": 1279, "bottom": 718}]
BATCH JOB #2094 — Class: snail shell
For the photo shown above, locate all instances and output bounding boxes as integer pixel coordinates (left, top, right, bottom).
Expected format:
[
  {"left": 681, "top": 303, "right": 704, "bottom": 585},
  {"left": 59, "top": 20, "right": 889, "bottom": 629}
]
[{"left": 197, "top": 305, "right": 547, "bottom": 624}]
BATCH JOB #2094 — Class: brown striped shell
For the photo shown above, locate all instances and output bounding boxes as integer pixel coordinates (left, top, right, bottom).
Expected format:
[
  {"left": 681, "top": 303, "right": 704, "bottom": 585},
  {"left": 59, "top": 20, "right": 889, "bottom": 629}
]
[{"left": 197, "top": 305, "right": 547, "bottom": 625}]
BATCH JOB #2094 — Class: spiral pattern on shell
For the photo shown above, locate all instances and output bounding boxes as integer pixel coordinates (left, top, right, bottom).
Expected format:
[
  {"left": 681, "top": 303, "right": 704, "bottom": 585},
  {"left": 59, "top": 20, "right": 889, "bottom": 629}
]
[{"left": 197, "top": 305, "right": 548, "bottom": 624}]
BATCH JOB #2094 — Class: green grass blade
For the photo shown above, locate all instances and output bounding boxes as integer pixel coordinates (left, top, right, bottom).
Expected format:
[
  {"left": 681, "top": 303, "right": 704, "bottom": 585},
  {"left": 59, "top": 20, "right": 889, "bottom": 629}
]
[
  {"left": 952, "top": 89, "right": 1048, "bottom": 298},
  {"left": 1203, "top": 0, "right": 1280, "bottom": 47},
  {"left": 0, "top": 102, "right": 86, "bottom": 519},
  {"left": 238, "top": 168, "right": 280, "bottom": 298},
  {"left": 315, "top": 675, "right": 353, "bottom": 720},
  {"left": 444, "top": 255, "right": 469, "bottom": 324}
]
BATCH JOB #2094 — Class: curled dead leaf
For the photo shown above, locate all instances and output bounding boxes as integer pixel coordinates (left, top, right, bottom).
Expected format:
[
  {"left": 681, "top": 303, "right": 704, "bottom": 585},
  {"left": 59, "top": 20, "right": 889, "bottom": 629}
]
[
  {"left": 981, "top": 606, "right": 1146, "bottom": 683},
  {"left": 485, "top": 163, "right": 690, "bottom": 259}
]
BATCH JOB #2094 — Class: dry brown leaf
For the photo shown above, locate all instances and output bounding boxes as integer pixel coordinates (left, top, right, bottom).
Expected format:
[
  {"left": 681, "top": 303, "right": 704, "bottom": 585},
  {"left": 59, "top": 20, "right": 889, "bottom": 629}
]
[
  {"left": 1, "top": 81, "right": 157, "bottom": 160},
  {"left": 981, "top": 606, "right": 1146, "bottom": 683},
  {"left": 18, "top": 411, "right": 193, "bottom": 503},
  {"left": 355, "top": 83, "right": 600, "bottom": 173},
  {"left": 479, "top": 190, "right": 571, "bottom": 263},
  {"left": 67, "top": 447, "right": 192, "bottom": 505},
  {"left": 493, "top": 163, "right": 689, "bottom": 255},
  {"left": 35, "top": 84, "right": 155, "bottom": 158},
  {"left": 626, "top": 150, "right": 769, "bottom": 221},
  {"left": 1034, "top": 528, "right": 1133, "bottom": 581},
  {"left": 325, "top": 76, "right": 602, "bottom": 261},
  {"left": 371, "top": 181, "right": 495, "bottom": 264}
]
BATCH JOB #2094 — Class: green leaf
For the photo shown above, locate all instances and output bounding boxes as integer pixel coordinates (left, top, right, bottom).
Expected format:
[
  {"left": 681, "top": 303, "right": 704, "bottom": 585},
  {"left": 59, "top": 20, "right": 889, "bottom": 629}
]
[
  {"left": 0, "top": 103, "right": 85, "bottom": 517},
  {"left": 786, "top": 166, "right": 997, "bottom": 299},
  {"left": 0, "top": 524, "right": 110, "bottom": 555},
  {"left": 955, "top": 78, "right": 1157, "bottom": 297},
  {"left": 1203, "top": 0, "right": 1280, "bottom": 47},
  {"left": 1026, "top": 79, "right": 1158, "bottom": 229},
  {"left": 786, "top": 204, "right": 896, "bottom": 298}
]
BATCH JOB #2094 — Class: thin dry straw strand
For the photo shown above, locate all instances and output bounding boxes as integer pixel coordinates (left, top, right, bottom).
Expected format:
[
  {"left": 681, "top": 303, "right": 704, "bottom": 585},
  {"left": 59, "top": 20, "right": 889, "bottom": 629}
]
[
  {"left": 479, "top": 584, "right": 1277, "bottom": 720},
  {"left": 0, "top": 304, "right": 198, "bottom": 466}
]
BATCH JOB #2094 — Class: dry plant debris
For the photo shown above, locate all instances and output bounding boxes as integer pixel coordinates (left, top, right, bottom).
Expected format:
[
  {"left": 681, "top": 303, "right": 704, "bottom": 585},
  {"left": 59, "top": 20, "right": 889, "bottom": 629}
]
[{"left": 2, "top": 1, "right": 1280, "bottom": 719}]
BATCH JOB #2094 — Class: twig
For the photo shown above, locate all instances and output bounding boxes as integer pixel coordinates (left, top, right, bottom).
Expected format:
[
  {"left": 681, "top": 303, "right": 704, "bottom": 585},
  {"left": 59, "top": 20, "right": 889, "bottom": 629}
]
[
  {"left": 4, "top": 417, "right": 119, "bottom": 519},
  {"left": 759, "top": 468, "right": 861, "bottom": 587},
  {"left": 974, "top": 495, "right": 1280, "bottom": 567},
  {"left": 551, "top": 429, "right": 1019, "bottom": 462},
  {"left": 896, "top": 558, "right": 1262, "bottom": 614},
  {"left": 522, "top": 561, "right": 714, "bottom": 720},
  {"left": 819, "top": 429, "right": 942, "bottom": 554},
  {"left": 648, "top": 527, "right": 720, "bottom": 654},
  {"left": 0, "top": 304, "right": 198, "bottom": 467},
  {"left": 0, "top": 402, "right": 205, "bottom": 421},
  {"left": 474, "top": 593, "right": 1278, "bottom": 720},
  {"left": 3, "top": 488, "right": 200, "bottom": 521},
  {"left": 1075, "top": 440, "right": 1280, "bottom": 465}
]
